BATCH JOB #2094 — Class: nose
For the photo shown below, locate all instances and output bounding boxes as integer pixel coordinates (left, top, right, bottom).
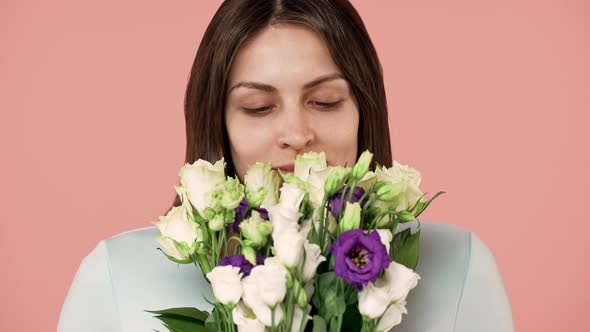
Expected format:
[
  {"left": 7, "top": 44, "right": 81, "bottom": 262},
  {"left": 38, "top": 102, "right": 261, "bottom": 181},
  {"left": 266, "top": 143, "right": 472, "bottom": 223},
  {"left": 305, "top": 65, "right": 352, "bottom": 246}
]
[{"left": 277, "top": 107, "right": 315, "bottom": 151}]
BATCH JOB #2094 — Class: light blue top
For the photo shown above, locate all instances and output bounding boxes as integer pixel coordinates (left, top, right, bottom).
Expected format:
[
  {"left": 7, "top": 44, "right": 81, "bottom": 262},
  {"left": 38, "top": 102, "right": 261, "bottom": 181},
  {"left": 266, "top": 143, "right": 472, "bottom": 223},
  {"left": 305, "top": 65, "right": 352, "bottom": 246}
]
[{"left": 57, "top": 221, "right": 513, "bottom": 331}]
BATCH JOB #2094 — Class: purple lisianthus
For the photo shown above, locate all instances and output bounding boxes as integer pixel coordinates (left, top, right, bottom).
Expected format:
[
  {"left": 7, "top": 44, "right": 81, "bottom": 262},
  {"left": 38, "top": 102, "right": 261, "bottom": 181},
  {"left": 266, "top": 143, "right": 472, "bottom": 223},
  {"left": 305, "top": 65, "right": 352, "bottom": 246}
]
[
  {"left": 218, "top": 255, "right": 265, "bottom": 277},
  {"left": 331, "top": 229, "right": 390, "bottom": 289},
  {"left": 230, "top": 197, "right": 269, "bottom": 233},
  {"left": 329, "top": 186, "right": 368, "bottom": 218}
]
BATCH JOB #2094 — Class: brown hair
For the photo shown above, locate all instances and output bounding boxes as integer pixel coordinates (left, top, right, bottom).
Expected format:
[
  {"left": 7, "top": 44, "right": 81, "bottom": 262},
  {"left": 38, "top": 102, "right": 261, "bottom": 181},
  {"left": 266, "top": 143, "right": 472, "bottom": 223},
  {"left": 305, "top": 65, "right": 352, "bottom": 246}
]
[{"left": 170, "top": 0, "right": 392, "bottom": 210}]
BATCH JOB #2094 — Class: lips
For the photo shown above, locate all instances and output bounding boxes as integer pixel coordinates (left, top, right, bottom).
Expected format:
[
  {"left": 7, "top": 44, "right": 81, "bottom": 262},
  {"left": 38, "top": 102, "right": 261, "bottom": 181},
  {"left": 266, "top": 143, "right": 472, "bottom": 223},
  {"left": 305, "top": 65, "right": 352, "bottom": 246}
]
[{"left": 272, "top": 164, "right": 294, "bottom": 173}]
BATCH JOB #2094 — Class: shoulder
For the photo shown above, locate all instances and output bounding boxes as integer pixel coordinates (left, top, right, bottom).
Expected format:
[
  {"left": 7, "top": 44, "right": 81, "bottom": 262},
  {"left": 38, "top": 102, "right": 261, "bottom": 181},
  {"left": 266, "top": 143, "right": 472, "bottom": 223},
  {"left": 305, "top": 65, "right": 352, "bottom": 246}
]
[{"left": 396, "top": 220, "right": 512, "bottom": 331}]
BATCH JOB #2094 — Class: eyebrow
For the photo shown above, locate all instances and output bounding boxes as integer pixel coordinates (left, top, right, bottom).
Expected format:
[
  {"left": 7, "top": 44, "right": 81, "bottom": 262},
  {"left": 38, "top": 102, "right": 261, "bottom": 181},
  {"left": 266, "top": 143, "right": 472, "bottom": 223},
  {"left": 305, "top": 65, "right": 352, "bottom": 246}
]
[{"left": 228, "top": 73, "right": 345, "bottom": 94}]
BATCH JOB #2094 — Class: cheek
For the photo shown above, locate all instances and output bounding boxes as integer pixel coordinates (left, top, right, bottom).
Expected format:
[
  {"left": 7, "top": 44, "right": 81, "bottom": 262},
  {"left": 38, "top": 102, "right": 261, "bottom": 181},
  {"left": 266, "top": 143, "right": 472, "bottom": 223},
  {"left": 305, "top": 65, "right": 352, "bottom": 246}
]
[
  {"left": 225, "top": 113, "right": 275, "bottom": 175},
  {"left": 315, "top": 106, "right": 359, "bottom": 165}
]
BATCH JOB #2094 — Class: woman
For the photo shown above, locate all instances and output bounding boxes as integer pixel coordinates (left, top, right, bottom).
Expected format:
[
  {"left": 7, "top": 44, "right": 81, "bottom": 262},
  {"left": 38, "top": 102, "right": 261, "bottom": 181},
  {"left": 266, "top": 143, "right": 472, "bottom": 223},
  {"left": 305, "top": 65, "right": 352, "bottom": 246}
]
[{"left": 58, "top": 1, "right": 513, "bottom": 331}]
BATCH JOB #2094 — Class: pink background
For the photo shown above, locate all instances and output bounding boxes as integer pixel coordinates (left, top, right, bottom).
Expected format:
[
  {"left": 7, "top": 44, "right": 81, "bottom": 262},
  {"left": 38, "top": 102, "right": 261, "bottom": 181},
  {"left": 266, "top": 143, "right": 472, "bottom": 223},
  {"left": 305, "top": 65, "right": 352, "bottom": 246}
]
[{"left": 2, "top": 0, "right": 588, "bottom": 331}]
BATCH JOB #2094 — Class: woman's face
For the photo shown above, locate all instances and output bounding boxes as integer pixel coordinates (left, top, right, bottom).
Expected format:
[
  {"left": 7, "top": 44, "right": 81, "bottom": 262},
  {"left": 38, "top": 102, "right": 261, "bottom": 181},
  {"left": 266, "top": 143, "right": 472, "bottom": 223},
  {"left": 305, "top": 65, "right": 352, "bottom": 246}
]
[{"left": 224, "top": 24, "right": 359, "bottom": 181}]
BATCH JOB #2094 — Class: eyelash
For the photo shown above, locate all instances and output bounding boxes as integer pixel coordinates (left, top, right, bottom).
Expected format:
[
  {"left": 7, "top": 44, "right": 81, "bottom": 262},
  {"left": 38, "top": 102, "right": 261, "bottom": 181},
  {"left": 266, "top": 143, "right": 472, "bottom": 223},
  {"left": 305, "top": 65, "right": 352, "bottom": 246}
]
[{"left": 243, "top": 100, "right": 343, "bottom": 114}]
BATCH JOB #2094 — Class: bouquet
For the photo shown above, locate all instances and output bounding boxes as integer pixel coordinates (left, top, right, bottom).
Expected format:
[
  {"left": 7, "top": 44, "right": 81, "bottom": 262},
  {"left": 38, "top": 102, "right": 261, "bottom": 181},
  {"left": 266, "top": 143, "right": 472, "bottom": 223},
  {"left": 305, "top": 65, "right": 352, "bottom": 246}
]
[{"left": 146, "top": 150, "right": 444, "bottom": 332}]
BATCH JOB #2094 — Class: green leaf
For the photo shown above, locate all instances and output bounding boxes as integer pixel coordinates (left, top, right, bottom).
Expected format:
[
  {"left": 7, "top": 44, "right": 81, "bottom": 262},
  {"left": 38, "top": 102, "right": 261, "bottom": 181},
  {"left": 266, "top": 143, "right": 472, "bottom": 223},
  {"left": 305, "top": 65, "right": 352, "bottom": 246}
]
[
  {"left": 152, "top": 315, "right": 208, "bottom": 332},
  {"left": 145, "top": 307, "right": 210, "bottom": 322},
  {"left": 394, "top": 229, "right": 420, "bottom": 269},
  {"left": 412, "top": 191, "right": 446, "bottom": 217},
  {"left": 312, "top": 315, "right": 327, "bottom": 332},
  {"left": 340, "top": 304, "right": 363, "bottom": 332}
]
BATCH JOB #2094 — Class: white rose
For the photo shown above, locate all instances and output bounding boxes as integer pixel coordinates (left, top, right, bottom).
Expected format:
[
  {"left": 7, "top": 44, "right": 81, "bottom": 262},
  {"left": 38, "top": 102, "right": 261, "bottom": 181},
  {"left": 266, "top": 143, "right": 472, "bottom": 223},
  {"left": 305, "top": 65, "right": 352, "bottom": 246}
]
[
  {"left": 206, "top": 265, "right": 243, "bottom": 305},
  {"left": 299, "top": 241, "right": 326, "bottom": 282},
  {"left": 244, "top": 162, "right": 281, "bottom": 208},
  {"left": 179, "top": 158, "right": 226, "bottom": 216},
  {"left": 376, "top": 301, "right": 408, "bottom": 332},
  {"left": 153, "top": 204, "right": 202, "bottom": 261},
  {"left": 232, "top": 302, "right": 266, "bottom": 332},
  {"left": 274, "top": 228, "right": 306, "bottom": 268},
  {"left": 376, "top": 229, "right": 393, "bottom": 255},
  {"left": 375, "top": 161, "right": 423, "bottom": 212},
  {"left": 294, "top": 151, "right": 327, "bottom": 182}
]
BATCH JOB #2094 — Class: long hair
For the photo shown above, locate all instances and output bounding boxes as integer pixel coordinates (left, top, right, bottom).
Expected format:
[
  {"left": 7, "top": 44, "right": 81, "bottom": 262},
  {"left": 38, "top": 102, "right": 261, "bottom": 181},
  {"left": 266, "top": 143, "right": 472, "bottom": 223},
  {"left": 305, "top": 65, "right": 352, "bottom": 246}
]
[{"left": 170, "top": 0, "right": 392, "bottom": 211}]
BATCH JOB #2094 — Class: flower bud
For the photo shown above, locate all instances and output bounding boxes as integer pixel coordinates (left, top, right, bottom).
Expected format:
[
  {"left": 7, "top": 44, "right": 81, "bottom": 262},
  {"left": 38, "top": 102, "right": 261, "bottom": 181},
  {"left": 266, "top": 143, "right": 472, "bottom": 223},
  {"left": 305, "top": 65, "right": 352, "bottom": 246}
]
[
  {"left": 203, "top": 207, "right": 216, "bottom": 220},
  {"left": 221, "top": 177, "right": 245, "bottom": 210},
  {"left": 242, "top": 245, "right": 257, "bottom": 265},
  {"left": 324, "top": 167, "right": 349, "bottom": 197},
  {"left": 209, "top": 214, "right": 225, "bottom": 232},
  {"left": 399, "top": 210, "right": 415, "bottom": 222},
  {"left": 339, "top": 202, "right": 362, "bottom": 232},
  {"left": 292, "top": 281, "right": 308, "bottom": 307},
  {"left": 376, "top": 182, "right": 398, "bottom": 201},
  {"left": 352, "top": 150, "right": 373, "bottom": 180},
  {"left": 246, "top": 187, "right": 268, "bottom": 208}
]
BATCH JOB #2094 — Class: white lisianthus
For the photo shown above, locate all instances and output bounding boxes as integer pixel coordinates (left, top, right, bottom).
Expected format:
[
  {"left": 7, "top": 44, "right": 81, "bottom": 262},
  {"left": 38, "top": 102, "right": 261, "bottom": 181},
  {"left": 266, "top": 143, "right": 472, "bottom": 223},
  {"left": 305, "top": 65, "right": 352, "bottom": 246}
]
[
  {"left": 267, "top": 204, "right": 301, "bottom": 238},
  {"left": 376, "top": 229, "right": 393, "bottom": 255},
  {"left": 294, "top": 151, "right": 327, "bottom": 182},
  {"left": 358, "top": 282, "right": 392, "bottom": 319},
  {"left": 240, "top": 211, "right": 273, "bottom": 248},
  {"left": 206, "top": 265, "right": 243, "bottom": 306},
  {"left": 358, "top": 261, "right": 420, "bottom": 319},
  {"left": 153, "top": 204, "right": 202, "bottom": 261},
  {"left": 382, "top": 260, "right": 421, "bottom": 301},
  {"left": 376, "top": 301, "right": 408, "bottom": 332},
  {"left": 244, "top": 162, "right": 281, "bottom": 208},
  {"left": 274, "top": 228, "right": 305, "bottom": 268},
  {"left": 232, "top": 302, "right": 266, "bottom": 332},
  {"left": 278, "top": 182, "right": 306, "bottom": 211},
  {"left": 179, "top": 158, "right": 226, "bottom": 216},
  {"left": 356, "top": 171, "right": 377, "bottom": 192},
  {"left": 375, "top": 161, "right": 423, "bottom": 211},
  {"left": 242, "top": 263, "right": 287, "bottom": 326},
  {"left": 299, "top": 240, "right": 326, "bottom": 282},
  {"left": 290, "top": 306, "right": 312, "bottom": 332}
]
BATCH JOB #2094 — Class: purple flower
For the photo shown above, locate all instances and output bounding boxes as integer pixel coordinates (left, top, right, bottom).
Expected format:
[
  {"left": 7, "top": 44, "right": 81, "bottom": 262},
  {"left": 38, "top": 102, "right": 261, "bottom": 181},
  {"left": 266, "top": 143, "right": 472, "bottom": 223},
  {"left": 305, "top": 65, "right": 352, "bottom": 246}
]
[
  {"left": 329, "top": 186, "right": 368, "bottom": 218},
  {"left": 230, "top": 197, "right": 269, "bottom": 233},
  {"left": 331, "top": 229, "right": 390, "bottom": 289},
  {"left": 218, "top": 255, "right": 265, "bottom": 277}
]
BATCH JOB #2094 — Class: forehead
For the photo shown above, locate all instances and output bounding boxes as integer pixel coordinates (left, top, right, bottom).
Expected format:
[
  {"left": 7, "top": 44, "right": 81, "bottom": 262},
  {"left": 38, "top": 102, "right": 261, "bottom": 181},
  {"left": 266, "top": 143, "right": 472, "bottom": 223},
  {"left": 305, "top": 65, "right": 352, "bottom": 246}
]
[{"left": 228, "top": 24, "right": 342, "bottom": 87}]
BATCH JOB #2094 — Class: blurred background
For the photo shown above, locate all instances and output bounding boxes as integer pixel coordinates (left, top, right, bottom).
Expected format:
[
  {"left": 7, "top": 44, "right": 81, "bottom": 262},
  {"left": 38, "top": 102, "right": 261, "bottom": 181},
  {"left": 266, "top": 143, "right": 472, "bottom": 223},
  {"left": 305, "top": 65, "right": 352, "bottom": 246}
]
[{"left": 1, "top": 0, "right": 588, "bottom": 331}]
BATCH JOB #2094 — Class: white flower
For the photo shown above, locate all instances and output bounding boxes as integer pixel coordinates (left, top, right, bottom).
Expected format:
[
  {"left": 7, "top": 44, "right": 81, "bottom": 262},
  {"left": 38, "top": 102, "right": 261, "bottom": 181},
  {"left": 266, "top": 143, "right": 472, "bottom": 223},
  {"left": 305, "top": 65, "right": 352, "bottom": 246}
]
[
  {"left": 240, "top": 211, "right": 273, "bottom": 248},
  {"left": 300, "top": 241, "right": 326, "bottom": 282},
  {"left": 382, "top": 260, "right": 420, "bottom": 302},
  {"left": 358, "top": 282, "right": 392, "bottom": 319},
  {"left": 278, "top": 182, "right": 306, "bottom": 211},
  {"left": 294, "top": 151, "right": 327, "bottom": 182},
  {"left": 357, "top": 171, "right": 377, "bottom": 192},
  {"left": 244, "top": 162, "right": 281, "bottom": 208},
  {"left": 358, "top": 261, "right": 420, "bottom": 319},
  {"left": 206, "top": 265, "right": 243, "bottom": 305},
  {"left": 290, "top": 306, "right": 312, "bottom": 332},
  {"left": 267, "top": 203, "right": 301, "bottom": 238},
  {"left": 376, "top": 229, "right": 393, "bottom": 255},
  {"left": 375, "top": 161, "right": 423, "bottom": 212},
  {"left": 179, "top": 158, "right": 226, "bottom": 216},
  {"left": 153, "top": 204, "right": 202, "bottom": 261},
  {"left": 232, "top": 302, "right": 266, "bottom": 332},
  {"left": 376, "top": 301, "right": 408, "bottom": 332},
  {"left": 242, "top": 263, "right": 287, "bottom": 326},
  {"left": 274, "top": 228, "right": 305, "bottom": 268}
]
